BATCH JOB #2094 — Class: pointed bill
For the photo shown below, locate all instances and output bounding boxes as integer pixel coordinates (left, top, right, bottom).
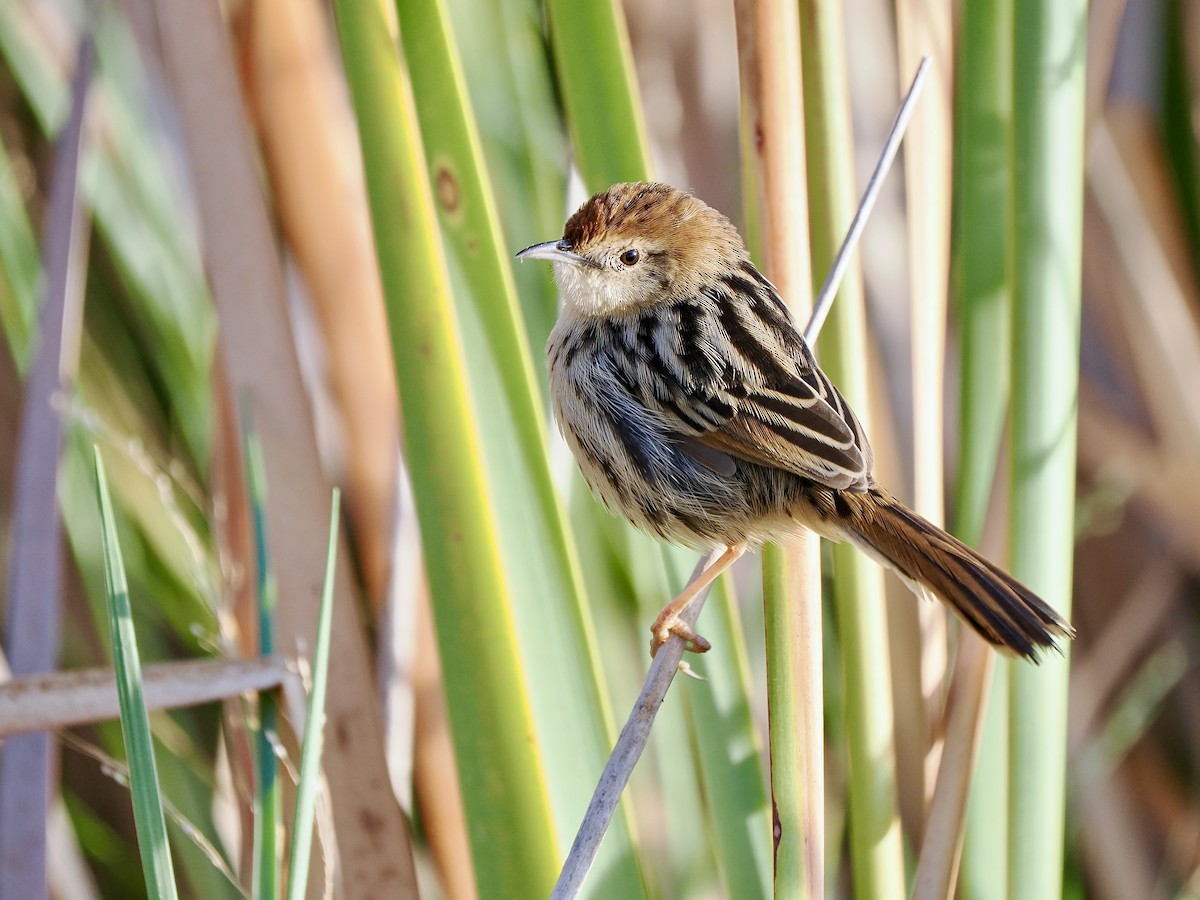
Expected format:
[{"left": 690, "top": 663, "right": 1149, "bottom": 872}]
[{"left": 515, "top": 239, "right": 592, "bottom": 267}]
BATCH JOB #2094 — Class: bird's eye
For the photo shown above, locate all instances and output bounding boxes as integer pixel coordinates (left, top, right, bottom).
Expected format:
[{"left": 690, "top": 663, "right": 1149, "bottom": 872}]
[{"left": 620, "top": 248, "right": 641, "bottom": 267}]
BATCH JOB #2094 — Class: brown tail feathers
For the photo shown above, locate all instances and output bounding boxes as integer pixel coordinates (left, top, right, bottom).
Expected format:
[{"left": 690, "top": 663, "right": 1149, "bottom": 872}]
[{"left": 841, "top": 487, "right": 1073, "bottom": 661}]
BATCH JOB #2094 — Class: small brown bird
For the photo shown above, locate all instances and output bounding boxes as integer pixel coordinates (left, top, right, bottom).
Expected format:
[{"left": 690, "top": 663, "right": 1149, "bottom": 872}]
[{"left": 518, "top": 182, "right": 1072, "bottom": 661}]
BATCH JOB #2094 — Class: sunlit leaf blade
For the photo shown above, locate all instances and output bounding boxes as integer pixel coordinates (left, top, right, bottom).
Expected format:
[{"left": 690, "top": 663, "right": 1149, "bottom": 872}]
[
  {"left": 443, "top": 0, "right": 567, "bottom": 350},
  {"left": 393, "top": 0, "right": 645, "bottom": 890},
  {"left": 544, "top": 0, "right": 650, "bottom": 190},
  {"left": 285, "top": 490, "right": 339, "bottom": 900},
  {"left": 333, "top": 0, "right": 559, "bottom": 891}
]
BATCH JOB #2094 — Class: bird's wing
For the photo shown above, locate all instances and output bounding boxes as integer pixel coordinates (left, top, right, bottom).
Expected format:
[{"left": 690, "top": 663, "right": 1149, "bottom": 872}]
[
  {"left": 693, "top": 360, "right": 871, "bottom": 490},
  {"left": 619, "top": 284, "right": 873, "bottom": 491}
]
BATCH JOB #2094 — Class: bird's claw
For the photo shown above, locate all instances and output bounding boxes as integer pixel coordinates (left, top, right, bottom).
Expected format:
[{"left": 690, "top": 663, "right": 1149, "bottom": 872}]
[{"left": 649, "top": 613, "right": 712, "bottom": 658}]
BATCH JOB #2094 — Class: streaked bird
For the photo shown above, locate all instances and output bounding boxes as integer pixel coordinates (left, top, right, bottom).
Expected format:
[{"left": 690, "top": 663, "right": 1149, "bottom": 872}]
[{"left": 518, "top": 182, "right": 1072, "bottom": 660}]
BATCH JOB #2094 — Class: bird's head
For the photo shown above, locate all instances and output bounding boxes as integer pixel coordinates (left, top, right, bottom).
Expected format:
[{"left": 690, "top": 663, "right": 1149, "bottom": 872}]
[{"left": 516, "top": 182, "right": 747, "bottom": 318}]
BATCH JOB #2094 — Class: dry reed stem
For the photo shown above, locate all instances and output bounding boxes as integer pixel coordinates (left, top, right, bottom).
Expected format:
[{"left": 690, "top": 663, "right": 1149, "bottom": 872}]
[
  {"left": 912, "top": 636, "right": 993, "bottom": 899},
  {"left": 895, "top": 1, "right": 953, "bottom": 824},
  {"left": 0, "top": 38, "right": 91, "bottom": 897},
  {"left": 0, "top": 657, "right": 295, "bottom": 737},
  {"left": 155, "top": 1, "right": 417, "bottom": 891}
]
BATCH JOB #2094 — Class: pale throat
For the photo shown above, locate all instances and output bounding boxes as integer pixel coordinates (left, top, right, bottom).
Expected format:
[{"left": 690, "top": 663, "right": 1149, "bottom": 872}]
[{"left": 553, "top": 259, "right": 643, "bottom": 318}]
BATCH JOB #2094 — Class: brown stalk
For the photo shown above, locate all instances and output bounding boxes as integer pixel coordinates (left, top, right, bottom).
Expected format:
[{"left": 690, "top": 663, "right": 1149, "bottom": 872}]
[
  {"left": 237, "top": 2, "right": 478, "bottom": 889},
  {"left": 209, "top": 368, "right": 259, "bottom": 886},
  {"left": 1124, "top": 742, "right": 1200, "bottom": 883},
  {"left": 0, "top": 657, "right": 295, "bottom": 738},
  {"left": 153, "top": 1, "right": 417, "bottom": 893},
  {"left": 411, "top": 580, "right": 477, "bottom": 900},
  {"left": 239, "top": 0, "right": 400, "bottom": 612},
  {"left": 1077, "top": 758, "right": 1158, "bottom": 900}
]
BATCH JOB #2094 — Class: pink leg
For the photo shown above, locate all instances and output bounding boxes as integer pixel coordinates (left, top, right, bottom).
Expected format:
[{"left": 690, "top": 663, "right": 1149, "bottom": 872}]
[{"left": 650, "top": 544, "right": 747, "bottom": 657}]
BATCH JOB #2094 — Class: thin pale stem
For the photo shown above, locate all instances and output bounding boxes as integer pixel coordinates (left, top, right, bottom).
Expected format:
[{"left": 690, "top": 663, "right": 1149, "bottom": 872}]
[
  {"left": 804, "top": 57, "right": 930, "bottom": 345},
  {"left": 551, "top": 550, "right": 721, "bottom": 899}
]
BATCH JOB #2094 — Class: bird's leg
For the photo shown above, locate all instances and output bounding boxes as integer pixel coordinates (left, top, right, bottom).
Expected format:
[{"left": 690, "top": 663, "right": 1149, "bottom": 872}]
[{"left": 650, "top": 543, "right": 747, "bottom": 657}]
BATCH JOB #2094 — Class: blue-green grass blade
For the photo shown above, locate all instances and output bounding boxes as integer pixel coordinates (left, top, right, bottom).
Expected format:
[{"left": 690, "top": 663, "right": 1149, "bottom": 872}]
[
  {"left": 243, "top": 401, "right": 280, "bottom": 900},
  {"left": 95, "top": 446, "right": 179, "bottom": 900}
]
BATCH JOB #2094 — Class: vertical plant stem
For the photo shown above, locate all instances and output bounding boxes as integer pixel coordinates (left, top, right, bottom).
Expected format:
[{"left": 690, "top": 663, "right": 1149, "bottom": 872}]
[
  {"left": 760, "top": 540, "right": 822, "bottom": 899},
  {"left": 894, "top": 8, "right": 953, "bottom": 519},
  {"left": 952, "top": 9, "right": 1013, "bottom": 549},
  {"left": 954, "top": 0, "right": 1014, "bottom": 894},
  {"left": 913, "top": 638, "right": 994, "bottom": 899},
  {"left": 799, "top": 3, "right": 904, "bottom": 896},
  {"left": 1007, "top": 1, "right": 1086, "bottom": 896},
  {"left": 895, "top": 0, "right": 954, "bottom": 818},
  {"left": 734, "top": 2, "right": 820, "bottom": 895}
]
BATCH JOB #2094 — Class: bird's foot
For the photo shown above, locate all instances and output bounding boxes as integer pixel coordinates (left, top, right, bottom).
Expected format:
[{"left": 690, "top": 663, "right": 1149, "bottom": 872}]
[{"left": 649, "top": 612, "right": 712, "bottom": 658}]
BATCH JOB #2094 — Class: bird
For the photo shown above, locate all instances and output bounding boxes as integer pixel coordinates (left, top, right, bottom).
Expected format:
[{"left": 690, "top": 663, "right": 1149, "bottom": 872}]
[{"left": 517, "top": 182, "right": 1073, "bottom": 661}]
